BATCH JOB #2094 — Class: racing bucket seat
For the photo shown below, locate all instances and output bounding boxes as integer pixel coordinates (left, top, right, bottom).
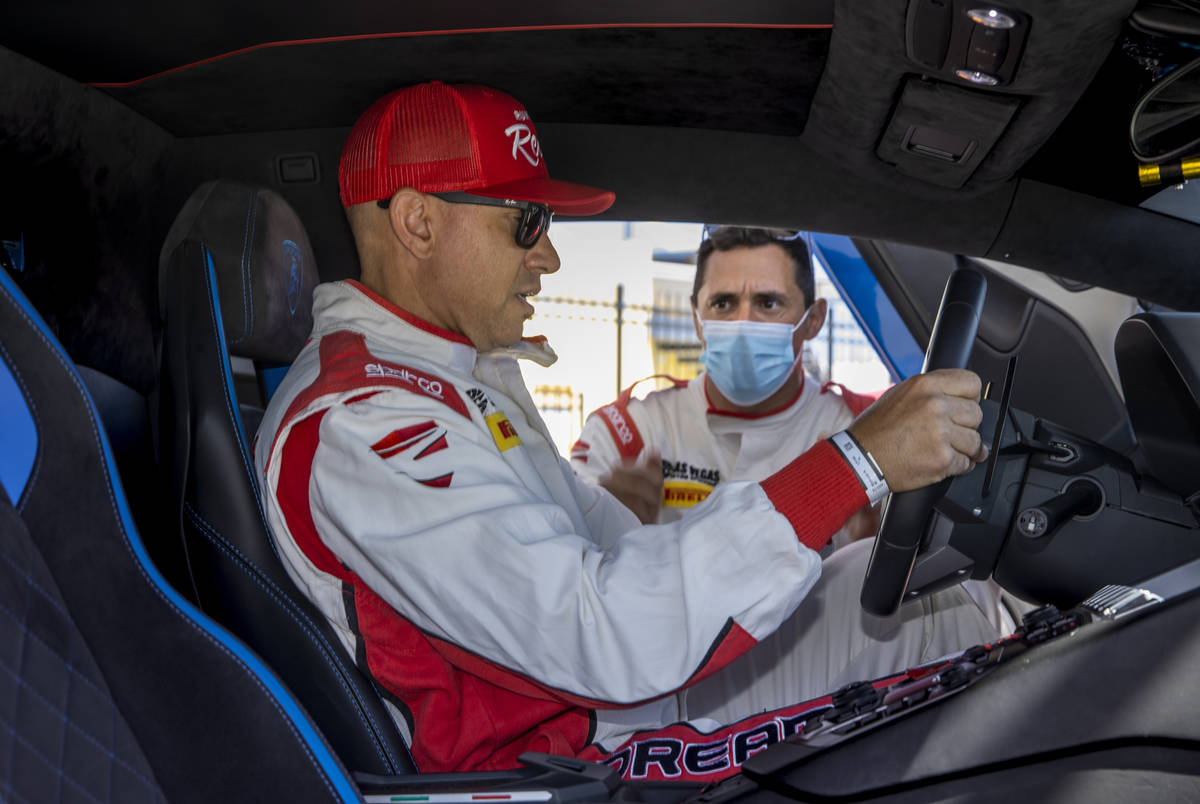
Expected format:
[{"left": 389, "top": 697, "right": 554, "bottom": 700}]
[
  {"left": 0, "top": 263, "right": 363, "bottom": 803},
  {"left": 154, "top": 180, "right": 414, "bottom": 775}
]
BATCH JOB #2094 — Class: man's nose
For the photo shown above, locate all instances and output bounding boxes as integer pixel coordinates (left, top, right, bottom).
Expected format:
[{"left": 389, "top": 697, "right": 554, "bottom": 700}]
[{"left": 528, "top": 232, "right": 561, "bottom": 274}]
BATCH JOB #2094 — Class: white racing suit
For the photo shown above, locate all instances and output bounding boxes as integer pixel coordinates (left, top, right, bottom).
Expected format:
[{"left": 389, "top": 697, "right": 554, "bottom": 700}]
[
  {"left": 572, "top": 374, "right": 1021, "bottom": 635},
  {"left": 255, "top": 280, "right": 998, "bottom": 781},
  {"left": 570, "top": 373, "right": 867, "bottom": 549}
]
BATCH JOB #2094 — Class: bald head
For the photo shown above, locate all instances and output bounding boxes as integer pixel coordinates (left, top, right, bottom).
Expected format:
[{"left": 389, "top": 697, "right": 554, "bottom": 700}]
[{"left": 341, "top": 188, "right": 562, "bottom": 352}]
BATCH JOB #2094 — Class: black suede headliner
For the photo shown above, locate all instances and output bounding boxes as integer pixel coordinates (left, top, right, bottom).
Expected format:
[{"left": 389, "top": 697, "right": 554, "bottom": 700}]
[
  {"left": 5, "top": 0, "right": 1200, "bottom": 395},
  {"left": 0, "top": 47, "right": 173, "bottom": 392},
  {"left": 2, "top": 0, "right": 835, "bottom": 85},
  {"left": 94, "top": 27, "right": 832, "bottom": 138},
  {"left": 802, "top": 0, "right": 1138, "bottom": 197}
]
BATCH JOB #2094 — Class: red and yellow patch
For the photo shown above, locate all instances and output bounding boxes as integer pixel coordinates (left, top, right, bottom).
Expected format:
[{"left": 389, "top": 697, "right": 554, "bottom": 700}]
[{"left": 485, "top": 411, "right": 523, "bottom": 452}]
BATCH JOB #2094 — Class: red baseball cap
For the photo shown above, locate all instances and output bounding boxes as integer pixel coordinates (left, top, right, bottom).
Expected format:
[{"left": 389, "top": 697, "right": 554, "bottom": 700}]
[{"left": 339, "top": 82, "right": 615, "bottom": 215}]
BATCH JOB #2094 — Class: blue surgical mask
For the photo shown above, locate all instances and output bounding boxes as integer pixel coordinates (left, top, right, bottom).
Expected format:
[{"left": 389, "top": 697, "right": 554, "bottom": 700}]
[{"left": 698, "top": 318, "right": 803, "bottom": 407}]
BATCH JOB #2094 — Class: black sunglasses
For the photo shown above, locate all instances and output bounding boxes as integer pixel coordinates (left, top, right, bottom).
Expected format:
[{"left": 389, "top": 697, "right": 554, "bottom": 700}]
[{"left": 377, "top": 191, "right": 552, "bottom": 249}]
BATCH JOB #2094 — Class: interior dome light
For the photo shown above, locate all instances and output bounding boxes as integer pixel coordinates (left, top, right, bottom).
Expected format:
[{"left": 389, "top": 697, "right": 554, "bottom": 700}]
[
  {"left": 955, "top": 69, "right": 1001, "bottom": 86},
  {"left": 968, "top": 8, "right": 1018, "bottom": 29}
]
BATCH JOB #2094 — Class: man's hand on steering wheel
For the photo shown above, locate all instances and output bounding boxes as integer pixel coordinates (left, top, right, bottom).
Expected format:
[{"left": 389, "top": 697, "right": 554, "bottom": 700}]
[{"left": 847, "top": 369, "right": 989, "bottom": 493}]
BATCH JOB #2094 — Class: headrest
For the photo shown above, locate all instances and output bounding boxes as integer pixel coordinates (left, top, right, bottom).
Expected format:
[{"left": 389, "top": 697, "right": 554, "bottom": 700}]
[{"left": 159, "top": 180, "right": 319, "bottom": 364}]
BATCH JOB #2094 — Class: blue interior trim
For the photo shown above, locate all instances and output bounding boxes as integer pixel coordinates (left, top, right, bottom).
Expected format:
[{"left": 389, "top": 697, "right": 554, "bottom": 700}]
[
  {"left": 205, "top": 248, "right": 261, "bottom": 498},
  {"left": 0, "top": 347, "right": 38, "bottom": 506},
  {"left": 806, "top": 233, "right": 924, "bottom": 382},
  {"left": 0, "top": 266, "right": 360, "bottom": 804},
  {"left": 259, "top": 364, "right": 290, "bottom": 401}
]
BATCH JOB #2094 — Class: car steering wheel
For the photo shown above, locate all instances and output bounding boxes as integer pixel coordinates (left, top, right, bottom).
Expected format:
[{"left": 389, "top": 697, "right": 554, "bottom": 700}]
[{"left": 860, "top": 265, "right": 988, "bottom": 617}]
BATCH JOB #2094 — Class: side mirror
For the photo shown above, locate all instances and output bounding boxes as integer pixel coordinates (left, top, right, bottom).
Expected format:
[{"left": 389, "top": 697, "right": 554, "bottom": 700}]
[{"left": 1130, "top": 56, "right": 1200, "bottom": 162}]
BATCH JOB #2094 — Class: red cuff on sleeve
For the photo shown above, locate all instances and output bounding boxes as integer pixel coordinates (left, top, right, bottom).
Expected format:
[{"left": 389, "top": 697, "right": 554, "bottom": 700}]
[{"left": 759, "top": 440, "right": 868, "bottom": 552}]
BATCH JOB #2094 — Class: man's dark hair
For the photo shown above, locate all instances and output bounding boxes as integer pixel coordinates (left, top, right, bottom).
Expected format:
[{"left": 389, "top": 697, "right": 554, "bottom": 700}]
[{"left": 692, "top": 226, "right": 814, "bottom": 309}]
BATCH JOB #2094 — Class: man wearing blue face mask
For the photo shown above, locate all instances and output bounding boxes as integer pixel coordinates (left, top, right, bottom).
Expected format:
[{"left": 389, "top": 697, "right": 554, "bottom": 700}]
[
  {"left": 572, "top": 226, "right": 877, "bottom": 545},
  {"left": 572, "top": 226, "right": 1019, "bottom": 637},
  {"left": 573, "top": 226, "right": 1022, "bottom": 638},
  {"left": 570, "top": 225, "right": 1012, "bottom": 721}
]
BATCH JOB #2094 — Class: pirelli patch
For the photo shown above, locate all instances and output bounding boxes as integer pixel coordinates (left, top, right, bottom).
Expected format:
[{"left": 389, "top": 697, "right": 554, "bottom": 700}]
[
  {"left": 662, "top": 480, "right": 714, "bottom": 508},
  {"left": 486, "top": 411, "right": 522, "bottom": 452}
]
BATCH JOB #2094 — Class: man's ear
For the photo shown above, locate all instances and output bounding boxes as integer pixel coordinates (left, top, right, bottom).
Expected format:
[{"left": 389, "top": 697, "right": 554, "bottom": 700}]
[
  {"left": 797, "top": 297, "right": 827, "bottom": 342},
  {"left": 387, "top": 189, "right": 435, "bottom": 259}
]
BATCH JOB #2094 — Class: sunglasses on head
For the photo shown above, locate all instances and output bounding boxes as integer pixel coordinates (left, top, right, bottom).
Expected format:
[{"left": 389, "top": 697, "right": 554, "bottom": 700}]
[
  {"left": 377, "top": 191, "right": 552, "bottom": 249},
  {"left": 700, "top": 224, "right": 803, "bottom": 242}
]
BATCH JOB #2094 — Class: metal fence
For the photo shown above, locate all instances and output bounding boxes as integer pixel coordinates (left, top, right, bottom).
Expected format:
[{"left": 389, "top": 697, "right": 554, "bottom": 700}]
[{"left": 534, "top": 284, "right": 888, "bottom": 392}]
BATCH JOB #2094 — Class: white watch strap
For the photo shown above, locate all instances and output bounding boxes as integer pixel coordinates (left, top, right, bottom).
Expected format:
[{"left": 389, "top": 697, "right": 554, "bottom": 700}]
[{"left": 829, "top": 430, "right": 890, "bottom": 506}]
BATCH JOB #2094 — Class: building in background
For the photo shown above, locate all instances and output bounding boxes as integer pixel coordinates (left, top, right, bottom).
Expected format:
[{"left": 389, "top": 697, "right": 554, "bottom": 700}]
[{"left": 527, "top": 222, "right": 893, "bottom": 455}]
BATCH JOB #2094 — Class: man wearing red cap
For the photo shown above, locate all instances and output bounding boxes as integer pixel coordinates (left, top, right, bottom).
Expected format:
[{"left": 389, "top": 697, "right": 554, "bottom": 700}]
[{"left": 255, "top": 81, "right": 996, "bottom": 781}]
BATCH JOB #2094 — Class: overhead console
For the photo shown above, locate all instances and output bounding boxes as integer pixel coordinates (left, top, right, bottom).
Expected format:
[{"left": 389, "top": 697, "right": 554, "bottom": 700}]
[
  {"left": 876, "top": 78, "right": 1020, "bottom": 189},
  {"left": 802, "top": 0, "right": 1135, "bottom": 195},
  {"left": 906, "top": 1, "right": 1031, "bottom": 87},
  {"left": 874, "top": 2, "right": 1030, "bottom": 188}
]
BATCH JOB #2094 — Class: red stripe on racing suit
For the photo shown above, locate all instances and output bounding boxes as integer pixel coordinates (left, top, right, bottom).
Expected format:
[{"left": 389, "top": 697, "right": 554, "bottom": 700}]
[
  {"left": 588, "top": 375, "right": 690, "bottom": 460},
  {"left": 279, "top": 409, "right": 592, "bottom": 771},
  {"left": 270, "top": 334, "right": 771, "bottom": 773},
  {"left": 820, "top": 381, "right": 879, "bottom": 417}
]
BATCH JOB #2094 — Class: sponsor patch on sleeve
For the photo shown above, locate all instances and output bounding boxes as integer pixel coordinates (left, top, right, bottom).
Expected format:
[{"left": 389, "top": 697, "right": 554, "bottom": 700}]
[
  {"left": 598, "top": 403, "right": 644, "bottom": 459},
  {"left": 485, "top": 411, "right": 523, "bottom": 452}
]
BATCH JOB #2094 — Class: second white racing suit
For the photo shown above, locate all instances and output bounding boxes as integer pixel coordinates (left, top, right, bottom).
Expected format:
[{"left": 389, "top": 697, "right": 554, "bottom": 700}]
[
  {"left": 572, "top": 373, "right": 1022, "bottom": 633},
  {"left": 571, "top": 372, "right": 871, "bottom": 551}
]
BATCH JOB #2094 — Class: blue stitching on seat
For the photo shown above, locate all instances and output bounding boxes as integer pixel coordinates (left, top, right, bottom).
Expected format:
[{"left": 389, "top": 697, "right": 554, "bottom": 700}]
[
  {"left": 0, "top": 466, "right": 154, "bottom": 799},
  {"left": 184, "top": 502, "right": 403, "bottom": 771},
  {"left": 38, "top": 321, "right": 341, "bottom": 801},
  {"left": 0, "top": 547, "right": 70, "bottom": 620},
  {"left": 197, "top": 246, "right": 418, "bottom": 769},
  {"left": 0, "top": 340, "right": 43, "bottom": 514},
  {"left": 0, "top": 272, "right": 355, "bottom": 803},
  {"left": 184, "top": 502, "right": 400, "bottom": 767},
  {"left": 0, "top": 714, "right": 114, "bottom": 804},
  {"left": 1, "top": 776, "right": 46, "bottom": 804},
  {"left": 0, "top": 595, "right": 113, "bottom": 703},
  {"left": 203, "top": 248, "right": 265, "bottom": 504},
  {"left": 0, "top": 653, "right": 160, "bottom": 793},
  {"left": 57, "top": 624, "right": 67, "bottom": 802}
]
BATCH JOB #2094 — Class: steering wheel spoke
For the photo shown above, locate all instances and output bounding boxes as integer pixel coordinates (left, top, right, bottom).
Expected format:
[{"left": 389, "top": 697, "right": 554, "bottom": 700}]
[{"left": 860, "top": 263, "right": 987, "bottom": 616}]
